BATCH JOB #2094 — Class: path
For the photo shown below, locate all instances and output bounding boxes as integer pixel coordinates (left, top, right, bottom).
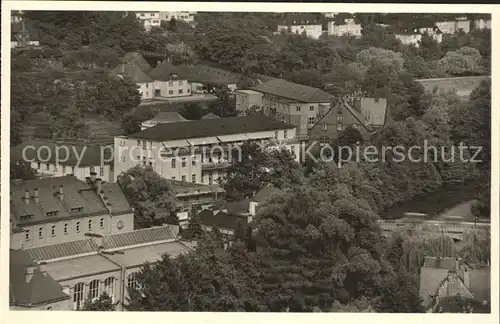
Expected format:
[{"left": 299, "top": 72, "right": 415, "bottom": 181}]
[{"left": 436, "top": 200, "right": 476, "bottom": 222}]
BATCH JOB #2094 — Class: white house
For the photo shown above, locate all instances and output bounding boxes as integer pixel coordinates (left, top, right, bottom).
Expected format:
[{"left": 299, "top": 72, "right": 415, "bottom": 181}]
[
  {"left": 160, "top": 11, "right": 196, "bottom": 24},
  {"left": 277, "top": 14, "right": 324, "bottom": 39},
  {"left": 436, "top": 16, "right": 471, "bottom": 34},
  {"left": 327, "top": 17, "right": 362, "bottom": 37},
  {"left": 11, "top": 140, "right": 114, "bottom": 183},
  {"left": 136, "top": 11, "right": 161, "bottom": 31},
  {"left": 473, "top": 18, "right": 491, "bottom": 30},
  {"left": 148, "top": 61, "right": 191, "bottom": 98}
]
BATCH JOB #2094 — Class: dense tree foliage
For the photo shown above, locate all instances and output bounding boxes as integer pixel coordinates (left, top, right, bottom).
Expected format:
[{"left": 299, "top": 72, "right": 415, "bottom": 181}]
[
  {"left": 82, "top": 293, "right": 117, "bottom": 311},
  {"left": 117, "top": 166, "right": 177, "bottom": 228},
  {"left": 10, "top": 161, "right": 38, "bottom": 180},
  {"left": 220, "top": 142, "right": 302, "bottom": 201}
]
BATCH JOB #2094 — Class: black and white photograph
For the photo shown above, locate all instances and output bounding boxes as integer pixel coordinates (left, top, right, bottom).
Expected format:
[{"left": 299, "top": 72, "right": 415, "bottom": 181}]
[{"left": 3, "top": 2, "right": 496, "bottom": 318}]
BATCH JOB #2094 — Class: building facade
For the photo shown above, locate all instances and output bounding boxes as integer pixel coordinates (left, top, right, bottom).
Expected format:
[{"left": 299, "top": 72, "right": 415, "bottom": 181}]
[
  {"left": 249, "top": 78, "right": 334, "bottom": 140},
  {"left": 113, "top": 115, "right": 299, "bottom": 186},
  {"left": 436, "top": 17, "right": 471, "bottom": 34},
  {"left": 473, "top": 18, "right": 491, "bottom": 30},
  {"left": 149, "top": 61, "right": 192, "bottom": 98},
  {"left": 11, "top": 141, "right": 114, "bottom": 183},
  {"left": 10, "top": 176, "right": 135, "bottom": 250},
  {"left": 235, "top": 90, "right": 264, "bottom": 115},
  {"left": 10, "top": 226, "right": 192, "bottom": 311},
  {"left": 160, "top": 11, "right": 196, "bottom": 24},
  {"left": 136, "top": 12, "right": 161, "bottom": 31},
  {"left": 327, "top": 18, "right": 362, "bottom": 37},
  {"left": 277, "top": 14, "right": 324, "bottom": 39}
]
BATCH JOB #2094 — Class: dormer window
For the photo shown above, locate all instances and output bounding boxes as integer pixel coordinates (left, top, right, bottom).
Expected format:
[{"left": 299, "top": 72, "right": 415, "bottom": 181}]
[
  {"left": 46, "top": 211, "right": 59, "bottom": 217},
  {"left": 20, "top": 214, "right": 33, "bottom": 221},
  {"left": 71, "top": 207, "right": 83, "bottom": 212}
]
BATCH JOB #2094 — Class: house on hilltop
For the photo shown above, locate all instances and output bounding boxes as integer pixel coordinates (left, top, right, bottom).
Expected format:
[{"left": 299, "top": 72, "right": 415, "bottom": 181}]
[
  {"left": 276, "top": 13, "right": 324, "bottom": 39},
  {"left": 11, "top": 20, "right": 40, "bottom": 48},
  {"left": 327, "top": 13, "right": 362, "bottom": 37}
]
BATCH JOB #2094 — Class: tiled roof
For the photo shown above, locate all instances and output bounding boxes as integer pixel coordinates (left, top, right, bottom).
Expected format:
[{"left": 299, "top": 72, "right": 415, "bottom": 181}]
[
  {"left": 111, "top": 63, "right": 152, "bottom": 83},
  {"left": 129, "top": 115, "right": 295, "bottom": 142},
  {"left": 175, "top": 64, "right": 242, "bottom": 85},
  {"left": 10, "top": 249, "right": 69, "bottom": 307},
  {"left": 25, "top": 239, "right": 99, "bottom": 262},
  {"left": 250, "top": 78, "right": 334, "bottom": 103},
  {"left": 11, "top": 140, "right": 113, "bottom": 167},
  {"left": 355, "top": 98, "right": 388, "bottom": 127},
  {"left": 202, "top": 113, "right": 220, "bottom": 120},
  {"left": 252, "top": 185, "right": 283, "bottom": 203},
  {"left": 149, "top": 61, "right": 181, "bottom": 81},
  {"left": 10, "top": 176, "right": 133, "bottom": 226},
  {"left": 102, "top": 226, "right": 177, "bottom": 250},
  {"left": 120, "top": 52, "right": 152, "bottom": 73},
  {"left": 279, "top": 13, "right": 323, "bottom": 26},
  {"left": 198, "top": 209, "right": 249, "bottom": 231}
]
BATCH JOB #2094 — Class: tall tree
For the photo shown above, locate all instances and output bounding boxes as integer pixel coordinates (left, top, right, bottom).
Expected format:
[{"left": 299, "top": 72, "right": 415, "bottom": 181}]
[{"left": 118, "top": 166, "right": 177, "bottom": 228}]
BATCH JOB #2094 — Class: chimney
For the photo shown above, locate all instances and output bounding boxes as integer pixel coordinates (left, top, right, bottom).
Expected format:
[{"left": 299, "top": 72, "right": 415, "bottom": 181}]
[
  {"left": 59, "top": 185, "right": 64, "bottom": 201},
  {"left": 38, "top": 261, "right": 47, "bottom": 276},
  {"left": 90, "top": 172, "right": 97, "bottom": 183},
  {"left": 33, "top": 188, "right": 39, "bottom": 203},
  {"left": 25, "top": 265, "right": 35, "bottom": 283},
  {"left": 23, "top": 190, "right": 30, "bottom": 204},
  {"left": 95, "top": 178, "right": 102, "bottom": 194}
]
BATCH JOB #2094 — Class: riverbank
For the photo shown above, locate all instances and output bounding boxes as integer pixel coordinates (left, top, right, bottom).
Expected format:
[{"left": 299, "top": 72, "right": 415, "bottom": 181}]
[{"left": 380, "top": 179, "right": 483, "bottom": 220}]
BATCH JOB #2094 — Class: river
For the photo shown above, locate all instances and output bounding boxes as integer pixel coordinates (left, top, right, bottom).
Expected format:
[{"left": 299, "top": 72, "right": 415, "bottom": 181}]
[{"left": 380, "top": 179, "right": 483, "bottom": 220}]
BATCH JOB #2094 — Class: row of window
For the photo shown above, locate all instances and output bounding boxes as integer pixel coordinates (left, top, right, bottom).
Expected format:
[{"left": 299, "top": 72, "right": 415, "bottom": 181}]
[
  {"left": 35, "top": 163, "right": 104, "bottom": 176},
  {"left": 274, "top": 130, "right": 288, "bottom": 140},
  {"left": 171, "top": 174, "right": 197, "bottom": 183},
  {"left": 295, "top": 105, "right": 316, "bottom": 112},
  {"left": 24, "top": 218, "right": 105, "bottom": 241},
  {"left": 73, "top": 277, "right": 115, "bottom": 310}
]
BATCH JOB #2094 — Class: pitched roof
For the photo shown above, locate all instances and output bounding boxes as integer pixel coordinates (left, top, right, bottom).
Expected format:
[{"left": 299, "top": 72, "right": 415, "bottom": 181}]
[
  {"left": 202, "top": 113, "right": 220, "bottom": 120},
  {"left": 26, "top": 239, "right": 99, "bottom": 262},
  {"left": 102, "top": 226, "right": 177, "bottom": 250},
  {"left": 252, "top": 185, "right": 283, "bottom": 203},
  {"left": 11, "top": 140, "right": 114, "bottom": 167},
  {"left": 250, "top": 78, "right": 334, "bottom": 103},
  {"left": 198, "top": 209, "right": 249, "bottom": 231},
  {"left": 25, "top": 226, "right": 178, "bottom": 261},
  {"left": 129, "top": 115, "right": 295, "bottom": 142},
  {"left": 175, "top": 64, "right": 242, "bottom": 85},
  {"left": 111, "top": 63, "right": 152, "bottom": 83},
  {"left": 148, "top": 61, "right": 182, "bottom": 81},
  {"left": 10, "top": 249, "right": 69, "bottom": 307},
  {"left": 10, "top": 176, "right": 133, "bottom": 226},
  {"left": 149, "top": 112, "right": 187, "bottom": 123},
  {"left": 120, "top": 52, "right": 152, "bottom": 73}
]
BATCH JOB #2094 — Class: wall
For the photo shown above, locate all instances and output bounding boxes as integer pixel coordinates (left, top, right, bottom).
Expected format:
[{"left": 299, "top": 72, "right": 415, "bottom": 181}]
[
  {"left": 20, "top": 214, "right": 116, "bottom": 249},
  {"left": 309, "top": 101, "right": 371, "bottom": 144},
  {"left": 138, "top": 82, "right": 154, "bottom": 100},
  {"left": 59, "top": 269, "right": 122, "bottom": 310},
  {"left": 395, "top": 34, "right": 422, "bottom": 46},
  {"left": 30, "top": 162, "right": 112, "bottom": 183},
  {"left": 153, "top": 79, "right": 191, "bottom": 98},
  {"left": 436, "top": 21, "right": 456, "bottom": 34},
  {"left": 235, "top": 91, "right": 264, "bottom": 114},
  {"left": 416, "top": 76, "right": 490, "bottom": 98},
  {"left": 277, "top": 24, "right": 323, "bottom": 39},
  {"left": 327, "top": 22, "right": 362, "bottom": 37}
]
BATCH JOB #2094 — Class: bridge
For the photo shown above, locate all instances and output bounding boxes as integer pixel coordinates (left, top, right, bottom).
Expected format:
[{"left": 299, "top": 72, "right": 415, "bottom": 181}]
[{"left": 378, "top": 219, "right": 490, "bottom": 240}]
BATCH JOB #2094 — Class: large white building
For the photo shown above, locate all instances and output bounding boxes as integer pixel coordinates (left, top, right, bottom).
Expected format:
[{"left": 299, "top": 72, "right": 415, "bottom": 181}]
[
  {"left": 113, "top": 115, "right": 300, "bottom": 186},
  {"left": 160, "top": 11, "right": 196, "bottom": 24},
  {"left": 277, "top": 14, "right": 324, "bottom": 39},
  {"left": 11, "top": 140, "right": 114, "bottom": 183},
  {"left": 136, "top": 11, "right": 161, "bottom": 31},
  {"left": 149, "top": 61, "right": 192, "bottom": 98},
  {"left": 327, "top": 17, "right": 362, "bottom": 37}
]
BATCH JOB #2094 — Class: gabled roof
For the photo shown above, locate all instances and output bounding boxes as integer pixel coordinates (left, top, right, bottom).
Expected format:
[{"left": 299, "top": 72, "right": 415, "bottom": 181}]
[
  {"left": 147, "top": 112, "right": 187, "bottom": 123},
  {"left": 121, "top": 52, "right": 152, "bottom": 73},
  {"left": 175, "top": 64, "right": 242, "bottom": 85},
  {"left": 202, "top": 113, "right": 220, "bottom": 120},
  {"left": 111, "top": 63, "right": 152, "bottom": 83},
  {"left": 11, "top": 140, "right": 113, "bottom": 167},
  {"left": 129, "top": 115, "right": 295, "bottom": 142},
  {"left": 252, "top": 185, "right": 283, "bottom": 203},
  {"left": 149, "top": 61, "right": 182, "bottom": 81},
  {"left": 250, "top": 78, "right": 334, "bottom": 103},
  {"left": 10, "top": 249, "right": 69, "bottom": 307},
  {"left": 198, "top": 209, "right": 249, "bottom": 231}
]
